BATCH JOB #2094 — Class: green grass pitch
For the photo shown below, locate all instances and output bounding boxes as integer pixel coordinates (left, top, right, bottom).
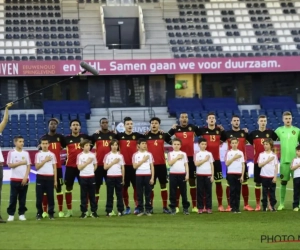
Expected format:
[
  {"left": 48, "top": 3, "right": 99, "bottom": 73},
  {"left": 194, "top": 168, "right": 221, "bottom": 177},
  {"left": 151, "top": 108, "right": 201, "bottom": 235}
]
[{"left": 0, "top": 180, "right": 300, "bottom": 250}]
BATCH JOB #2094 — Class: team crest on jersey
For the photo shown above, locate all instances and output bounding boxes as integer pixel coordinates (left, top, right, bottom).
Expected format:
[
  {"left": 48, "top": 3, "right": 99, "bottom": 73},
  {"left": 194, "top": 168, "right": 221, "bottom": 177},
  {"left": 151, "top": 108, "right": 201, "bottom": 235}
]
[
  {"left": 266, "top": 134, "right": 269, "bottom": 137},
  {"left": 57, "top": 137, "right": 60, "bottom": 141},
  {"left": 22, "top": 157, "right": 25, "bottom": 160},
  {"left": 241, "top": 133, "right": 244, "bottom": 137},
  {"left": 109, "top": 136, "right": 112, "bottom": 140},
  {"left": 149, "top": 137, "right": 152, "bottom": 139},
  {"left": 132, "top": 135, "right": 136, "bottom": 139},
  {"left": 159, "top": 135, "right": 163, "bottom": 139},
  {"left": 98, "top": 137, "right": 101, "bottom": 139},
  {"left": 230, "top": 135, "right": 233, "bottom": 137},
  {"left": 188, "top": 127, "right": 192, "bottom": 131},
  {"left": 216, "top": 131, "right": 219, "bottom": 134},
  {"left": 292, "top": 130, "right": 296, "bottom": 135},
  {"left": 70, "top": 140, "right": 73, "bottom": 142}
]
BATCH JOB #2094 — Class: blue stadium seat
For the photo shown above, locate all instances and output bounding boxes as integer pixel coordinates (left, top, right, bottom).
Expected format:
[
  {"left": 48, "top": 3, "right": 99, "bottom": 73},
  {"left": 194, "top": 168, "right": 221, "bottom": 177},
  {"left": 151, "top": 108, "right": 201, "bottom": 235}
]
[{"left": 70, "top": 113, "right": 78, "bottom": 120}]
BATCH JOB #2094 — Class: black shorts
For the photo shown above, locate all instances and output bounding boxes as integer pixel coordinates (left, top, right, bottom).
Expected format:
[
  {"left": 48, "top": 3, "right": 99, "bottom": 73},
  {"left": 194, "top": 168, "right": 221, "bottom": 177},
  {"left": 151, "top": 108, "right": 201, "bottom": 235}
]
[
  {"left": 124, "top": 165, "right": 136, "bottom": 187},
  {"left": 95, "top": 166, "right": 107, "bottom": 187},
  {"left": 214, "top": 160, "right": 223, "bottom": 181},
  {"left": 64, "top": 166, "right": 80, "bottom": 187},
  {"left": 254, "top": 163, "right": 261, "bottom": 183},
  {"left": 188, "top": 156, "right": 196, "bottom": 179},
  {"left": 56, "top": 168, "right": 63, "bottom": 191},
  {"left": 154, "top": 164, "right": 168, "bottom": 185}
]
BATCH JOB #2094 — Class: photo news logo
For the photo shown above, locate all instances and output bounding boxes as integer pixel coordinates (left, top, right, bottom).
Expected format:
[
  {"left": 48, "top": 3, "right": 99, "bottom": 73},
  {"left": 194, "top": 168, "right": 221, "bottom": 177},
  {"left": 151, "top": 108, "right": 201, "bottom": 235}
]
[{"left": 261, "top": 235, "right": 300, "bottom": 243}]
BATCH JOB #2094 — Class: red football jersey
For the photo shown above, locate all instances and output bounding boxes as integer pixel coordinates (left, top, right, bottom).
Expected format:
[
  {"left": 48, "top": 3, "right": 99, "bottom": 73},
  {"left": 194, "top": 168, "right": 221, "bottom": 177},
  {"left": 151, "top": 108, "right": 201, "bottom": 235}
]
[
  {"left": 39, "top": 134, "right": 66, "bottom": 168},
  {"left": 65, "top": 134, "right": 90, "bottom": 167},
  {"left": 91, "top": 132, "right": 116, "bottom": 166},
  {"left": 249, "top": 129, "right": 278, "bottom": 163},
  {"left": 200, "top": 127, "right": 227, "bottom": 161},
  {"left": 116, "top": 132, "right": 144, "bottom": 165},
  {"left": 168, "top": 125, "right": 201, "bottom": 157},
  {"left": 225, "top": 130, "right": 249, "bottom": 160},
  {"left": 145, "top": 132, "right": 172, "bottom": 165}
]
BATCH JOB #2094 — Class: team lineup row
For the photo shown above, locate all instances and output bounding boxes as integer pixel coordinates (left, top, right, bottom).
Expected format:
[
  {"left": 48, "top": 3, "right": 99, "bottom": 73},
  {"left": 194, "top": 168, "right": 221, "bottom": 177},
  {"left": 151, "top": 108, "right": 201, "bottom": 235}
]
[{"left": 0, "top": 104, "right": 300, "bottom": 222}]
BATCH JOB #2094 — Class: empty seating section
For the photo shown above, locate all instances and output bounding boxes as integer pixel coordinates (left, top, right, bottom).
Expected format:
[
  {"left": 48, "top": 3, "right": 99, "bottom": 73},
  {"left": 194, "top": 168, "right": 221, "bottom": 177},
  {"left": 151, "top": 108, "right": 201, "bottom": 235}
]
[
  {"left": 165, "top": 0, "right": 300, "bottom": 58},
  {"left": 168, "top": 97, "right": 299, "bottom": 131},
  {"left": 43, "top": 100, "right": 91, "bottom": 116},
  {"left": 0, "top": 112, "right": 88, "bottom": 148},
  {"left": 0, "top": 0, "right": 82, "bottom": 61}
]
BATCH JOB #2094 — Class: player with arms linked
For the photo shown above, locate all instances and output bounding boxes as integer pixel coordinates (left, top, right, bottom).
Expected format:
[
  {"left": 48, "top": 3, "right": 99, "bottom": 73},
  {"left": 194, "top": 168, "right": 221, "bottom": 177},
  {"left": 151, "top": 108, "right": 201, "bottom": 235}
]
[
  {"left": 115, "top": 117, "right": 144, "bottom": 215},
  {"left": 224, "top": 115, "right": 253, "bottom": 212},
  {"left": 145, "top": 117, "right": 172, "bottom": 214},
  {"left": 39, "top": 118, "right": 66, "bottom": 218},
  {"left": 168, "top": 112, "right": 202, "bottom": 213},
  {"left": 248, "top": 115, "right": 277, "bottom": 211},
  {"left": 64, "top": 119, "right": 91, "bottom": 217},
  {"left": 199, "top": 112, "right": 227, "bottom": 212},
  {"left": 91, "top": 118, "right": 116, "bottom": 207}
]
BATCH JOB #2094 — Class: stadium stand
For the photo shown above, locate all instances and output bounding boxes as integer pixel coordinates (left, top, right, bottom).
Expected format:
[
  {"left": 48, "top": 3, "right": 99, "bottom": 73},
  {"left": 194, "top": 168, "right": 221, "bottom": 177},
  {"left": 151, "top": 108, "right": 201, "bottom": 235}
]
[
  {"left": 0, "top": 0, "right": 81, "bottom": 60},
  {"left": 164, "top": 0, "right": 300, "bottom": 58},
  {"left": 1, "top": 0, "right": 300, "bottom": 60},
  {"left": 168, "top": 97, "right": 299, "bottom": 131}
]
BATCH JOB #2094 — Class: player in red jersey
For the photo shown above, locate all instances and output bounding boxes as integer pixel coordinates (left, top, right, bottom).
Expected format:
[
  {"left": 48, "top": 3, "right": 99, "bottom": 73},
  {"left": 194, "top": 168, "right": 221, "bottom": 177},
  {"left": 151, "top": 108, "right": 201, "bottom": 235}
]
[
  {"left": 199, "top": 112, "right": 227, "bottom": 212},
  {"left": 144, "top": 117, "right": 172, "bottom": 214},
  {"left": 248, "top": 115, "right": 278, "bottom": 211},
  {"left": 115, "top": 117, "right": 144, "bottom": 215},
  {"left": 64, "top": 119, "right": 91, "bottom": 217},
  {"left": 168, "top": 113, "right": 202, "bottom": 213},
  {"left": 39, "top": 118, "right": 66, "bottom": 218},
  {"left": 91, "top": 118, "right": 116, "bottom": 206},
  {"left": 224, "top": 115, "right": 254, "bottom": 212}
]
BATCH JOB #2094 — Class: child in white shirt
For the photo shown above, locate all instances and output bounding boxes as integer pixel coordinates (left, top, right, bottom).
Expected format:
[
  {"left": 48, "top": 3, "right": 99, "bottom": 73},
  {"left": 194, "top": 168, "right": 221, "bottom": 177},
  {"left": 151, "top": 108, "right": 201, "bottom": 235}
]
[
  {"left": 132, "top": 138, "right": 154, "bottom": 216},
  {"left": 104, "top": 139, "right": 125, "bottom": 216},
  {"left": 35, "top": 138, "right": 57, "bottom": 220},
  {"left": 258, "top": 138, "right": 278, "bottom": 212},
  {"left": 7, "top": 136, "right": 31, "bottom": 221},
  {"left": 168, "top": 138, "right": 190, "bottom": 215},
  {"left": 194, "top": 138, "right": 214, "bottom": 214},
  {"left": 225, "top": 137, "right": 245, "bottom": 213},
  {"left": 290, "top": 145, "right": 300, "bottom": 211},
  {"left": 77, "top": 139, "right": 98, "bottom": 218}
]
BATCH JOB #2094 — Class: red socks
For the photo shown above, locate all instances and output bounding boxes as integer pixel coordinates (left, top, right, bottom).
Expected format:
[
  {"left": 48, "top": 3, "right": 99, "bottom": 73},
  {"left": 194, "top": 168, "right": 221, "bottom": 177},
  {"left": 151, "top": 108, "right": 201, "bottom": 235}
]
[
  {"left": 216, "top": 183, "right": 223, "bottom": 206},
  {"left": 242, "top": 184, "right": 249, "bottom": 206},
  {"left": 161, "top": 189, "right": 168, "bottom": 208},
  {"left": 122, "top": 187, "right": 129, "bottom": 207},
  {"left": 255, "top": 187, "right": 261, "bottom": 205},
  {"left": 190, "top": 187, "right": 197, "bottom": 208},
  {"left": 42, "top": 194, "right": 48, "bottom": 212},
  {"left": 226, "top": 186, "right": 230, "bottom": 206},
  {"left": 65, "top": 192, "right": 72, "bottom": 210},
  {"left": 150, "top": 190, "right": 154, "bottom": 207},
  {"left": 176, "top": 188, "right": 180, "bottom": 207},
  {"left": 56, "top": 193, "right": 63, "bottom": 212}
]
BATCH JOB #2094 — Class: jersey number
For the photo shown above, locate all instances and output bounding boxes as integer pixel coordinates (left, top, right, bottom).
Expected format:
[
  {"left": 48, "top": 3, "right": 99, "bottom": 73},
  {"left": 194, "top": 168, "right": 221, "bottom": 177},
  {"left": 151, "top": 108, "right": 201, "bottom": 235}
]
[
  {"left": 210, "top": 135, "right": 216, "bottom": 142},
  {"left": 127, "top": 140, "right": 130, "bottom": 147},
  {"left": 154, "top": 140, "right": 158, "bottom": 146},
  {"left": 261, "top": 139, "right": 264, "bottom": 145},
  {"left": 74, "top": 143, "right": 81, "bottom": 150},
  {"left": 51, "top": 143, "right": 57, "bottom": 149},
  {"left": 102, "top": 140, "right": 109, "bottom": 147},
  {"left": 183, "top": 132, "right": 187, "bottom": 138}
]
